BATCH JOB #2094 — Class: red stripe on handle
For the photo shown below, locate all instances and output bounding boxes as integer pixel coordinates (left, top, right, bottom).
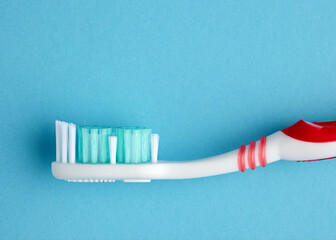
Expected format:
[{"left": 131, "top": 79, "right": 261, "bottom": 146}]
[
  {"left": 248, "top": 141, "right": 256, "bottom": 170},
  {"left": 238, "top": 145, "right": 246, "bottom": 172},
  {"left": 258, "top": 136, "right": 267, "bottom": 167}
]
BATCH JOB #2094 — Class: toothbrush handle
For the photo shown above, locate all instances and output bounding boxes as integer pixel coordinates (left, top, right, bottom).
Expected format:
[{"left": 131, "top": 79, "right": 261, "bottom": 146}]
[
  {"left": 278, "top": 120, "right": 336, "bottom": 162},
  {"left": 237, "top": 120, "right": 336, "bottom": 172},
  {"left": 138, "top": 120, "right": 336, "bottom": 178}
]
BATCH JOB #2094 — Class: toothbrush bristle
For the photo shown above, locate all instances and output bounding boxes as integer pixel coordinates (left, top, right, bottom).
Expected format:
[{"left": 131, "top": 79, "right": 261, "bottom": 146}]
[
  {"left": 55, "top": 121, "right": 61, "bottom": 163},
  {"left": 55, "top": 122, "right": 159, "bottom": 165},
  {"left": 151, "top": 134, "right": 159, "bottom": 163},
  {"left": 68, "top": 123, "right": 76, "bottom": 164},
  {"left": 60, "top": 122, "right": 69, "bottom": 163}
]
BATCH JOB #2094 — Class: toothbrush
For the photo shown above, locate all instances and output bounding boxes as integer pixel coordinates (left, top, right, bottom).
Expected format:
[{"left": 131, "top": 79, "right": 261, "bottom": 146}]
[{"left": 52, "top": 120, "right": 336, "bottom": 182}]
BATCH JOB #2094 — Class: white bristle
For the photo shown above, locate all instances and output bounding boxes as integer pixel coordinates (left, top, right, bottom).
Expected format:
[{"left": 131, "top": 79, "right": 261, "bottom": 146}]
[
  {"left": 68, "top": 123, "right": 76, "bottom": 164},
  {"left": 151, "top": 134, "right": 159, "bottom": 163},
  {"left": 109, "top": 136, "right": 117, "bottom": 164},
  {"left": 61, "top": 122, "right": 69, "bottom": 163},
  {"left": 55, "top": 121, "right": 61, "bottom": 163}
]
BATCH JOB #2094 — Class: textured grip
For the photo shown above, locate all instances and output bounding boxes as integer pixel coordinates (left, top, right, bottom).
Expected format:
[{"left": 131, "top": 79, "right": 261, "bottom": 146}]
[{"left": 237, "top": 136, "right": 267, "bottom": 172}]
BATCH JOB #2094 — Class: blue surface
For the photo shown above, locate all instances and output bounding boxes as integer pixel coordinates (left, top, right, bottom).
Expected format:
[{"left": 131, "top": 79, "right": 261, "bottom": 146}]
[{"left": 1, "top": 1, "right": 336, "bottom": 239}]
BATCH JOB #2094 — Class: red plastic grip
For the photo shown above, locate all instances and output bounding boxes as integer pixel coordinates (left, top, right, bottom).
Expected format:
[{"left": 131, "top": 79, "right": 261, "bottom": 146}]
[
  {"left": 238, "top": 145, "right": 246, "bottom": 172},
  {"left": 258, "top": 136, "right": 267, "bottom": 167},
  {"left": 282, "top": 120, "right": 336, "bottom": 143},
  {"left": 238, "top": 136, "right": 267, "bottom": 172},
  {"left": 247, "top": 141, "right": 256, "bottom": 170}
]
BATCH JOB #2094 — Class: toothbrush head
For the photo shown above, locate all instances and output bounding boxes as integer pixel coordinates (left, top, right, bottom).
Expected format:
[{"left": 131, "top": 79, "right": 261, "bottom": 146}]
[{"left": 54, "top": 121, "right": 160, "bottom": 182}]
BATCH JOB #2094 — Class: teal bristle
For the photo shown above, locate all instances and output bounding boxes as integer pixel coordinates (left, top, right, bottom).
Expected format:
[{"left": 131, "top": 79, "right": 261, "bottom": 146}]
[
  {"left": 133, "top": 129, "right": 141, "bottom": 164},
  {"left": 90, "top": 128, "right": 98, "bottom": 164},
  {"left": 116, "top": 128, "right": 124, "bottom": 163},
  {"left": 82, "top": 127, "right": 90, "bottom": 163},
  {"left": 77, "top": 125, "right": 152, "bottom": 164},
  {"left": 77, "top": 126, "right": 82, "bottom": 163},
  {"left": 141, "top": 128, "right": 151, "bottom": 163},
  {"left": 99, "top": 128, "right": 113, "bottom": 163},
  {"left": 115, "top": 127, "right": 152, "bottom": 164},
  {"left": 123, "top": 128, "right": 132, "bottom": 164},
  {"left": 77, "top": 126, "right": 113, "bottom": 164}
]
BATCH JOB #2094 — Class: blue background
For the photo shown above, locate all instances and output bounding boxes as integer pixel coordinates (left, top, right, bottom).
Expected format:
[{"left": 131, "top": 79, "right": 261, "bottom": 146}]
[{"left": 1, "top": 1, "right": 336, "bottom": 239}]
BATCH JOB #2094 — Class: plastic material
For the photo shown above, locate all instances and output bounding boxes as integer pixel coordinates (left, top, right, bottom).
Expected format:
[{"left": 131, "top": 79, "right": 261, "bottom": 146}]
[
  {"left": 52, "top": 120, "right": 336, "bottom": 182},
  {"left": 115, "top": 127, "right": 152, "bottom": 164},
  {"left": 77, "top": 126, "right": 113, "bottom": 164},
  {"left": 55, "top": 121, "right": 61, "bottom": 163},
  {"left": 60, "top": 122, "right": 68, "bottom": 163},
  {"left": 238, "top": 145, "right": 246, "bottom": 172},
  {"left": 247, "top": 141, "right": 256, "bottom": 170},
  {"left": 68, "top": 123, "right": 76, "bottom": 164},
  {"left": 108, "top": 136, "right": 117, "bottom": 164},
  {"left": 258, "top": 136, "right": 267, "bottom": 167},
  {"left": 282, "top": 120, "right": 336, "bottom": 142},
  {"left": 151, "top": 134, "right": 159, "bottom": 163}
]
